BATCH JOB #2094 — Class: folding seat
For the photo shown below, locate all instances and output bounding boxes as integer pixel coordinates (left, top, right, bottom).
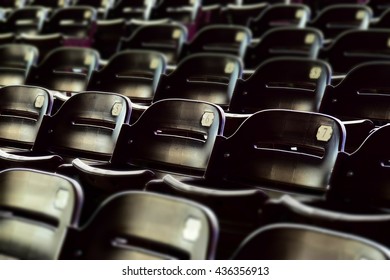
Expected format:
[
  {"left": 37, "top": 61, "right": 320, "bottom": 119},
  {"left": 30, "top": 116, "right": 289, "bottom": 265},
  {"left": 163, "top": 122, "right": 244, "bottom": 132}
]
[
  {"left": 150, "top": 0, "right": 201, "bottom": 25},
  {"left": 260, "top": 194, "right": 390, "bottom": 248},
  {"left": 29, "top": 0, "right": 71, "bottom": 9},
  {"left": 153, "top": 53, "right": 242, "bottom": 111},
  {"left": 320, "top": 62, "right": 390, "bottom": 125},
  {"left": 91, "top": 18, "right": 126, "bottom": 60},
  {"left": 214, "top": 2, "right": 269, "bottom": 26},
  {"left": 0, "top": 6, "right": 49, "bottom": 36},
  {"left": 0, "top": 91, "right": 132, "bottom": 171},
  {"left": 320, "top": 30, "right": 390, "bottom": 75},
  {"left": 308, "top": 4, "right": 372, "bottom": 44},
  {"left": 0, "top": 0, "right": 27, "bottom": 12},
  {"left": 231, "top": 223, "right": 390, "bottom": 259},
  {"left": 0, "top": 168, "right": 83, "bottom": 259},
  {"left": 119, "top": 22, "right": 188, "bottom": 65},
  {"left": 87, "top": 50, "right": 166, "bottom": 105},
  {"left": 248, "top": 3, "right": 311, "bottom": 39},
  {"left": 68, "top": 99, "right": 225, "bottom": 195},
  {"left": 61, "top": 191, "right": 218, "bottom": 260},
  {"left": 145, "top": 175, "right": 267, "bottom": 259},
  {"left": 25, "top": 47, "right": 100, "bottom": 96},
  {"left": 0, "top": 43, "right": 38, "bottom": 86},
  {"left": 151, "top": 109, "right": 345, "bottom": 201},
  {"left": 0, "top": 85, "right": 52, "bottom": 152},
  {"left": 122, "top": 17, "right": 172, "bottom": 38},
  {"left": 180, "top": 25, "right": 252, "bottom": 60},
  {"left": 17, "top": 33, "right": 64, "bottom": 63},
  {"left": 42, "top": 6, "right": 97, "bottom": 43},
  {"left": 107, "top": 0, "right": 155, "bottom": 20},
  {"left": 229, "top": 57, "right": 331, "bottom": 114},
  {"left": 302, "top": 0, "right": 369, "bottom": 16},
  {"left": 74, "top": 0, "right": 115, "bottom": 19},
  {"left": 329, "top": 123, "right": 390, "bottom": 210},
  {"left": 244, "top": 27, "right": 323, "bottom": 69}
]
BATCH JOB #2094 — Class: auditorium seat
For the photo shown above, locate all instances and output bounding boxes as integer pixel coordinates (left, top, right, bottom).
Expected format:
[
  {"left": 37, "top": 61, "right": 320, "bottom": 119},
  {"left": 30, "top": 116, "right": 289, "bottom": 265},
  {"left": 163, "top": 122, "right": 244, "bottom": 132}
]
[
  {"left": 218, "top": 3, "right": 269, "bottom": 26},
  {"left": 69, "top": 98, "right": 225, "bottom": 194},
  {"left": 0, "top": 85, "right": 52, "bottom": 152},
  {"left": 244, "top": 27, "right": 323, "bottom": 69},
  {"left": 145, "top": 174, "right": 267, "bottom": 259},
  {"left": 153, "top": 53, "right": 242, "bottom": 111},
  {"left": 231, "top": 223, "right": 390, "bottom": 259},
  {"left": 0, "top": 43, "right": 38, "bottom": 86},
  {"left": 229, "top": 57, "right": 331, "bottom": 113},
  {"left": 0, "top": 91, "right": 132, "bottom": 171},
  {"left": 180, "top": 24, "right": 252, "bottom": 60},
  {"left": 308, "top": 4, "right": 372, "bottom": 44},
  {"left": 119, "top": 22, "right": 188, "bottom": 65},
  {"left": 60, "top": 191, "right": 218, "bottom": 260},
  {"left": 0, "top": 168, "right": 83, "bottom": 260},
  {"left": 106, "top": 0, "right": 154, "bottom": 20},
  {"left": 248, "top": 3, "right": 311, "bottom": 38},
  {"left": 87, "top": 50, "right": 166, "bottom": 105}
]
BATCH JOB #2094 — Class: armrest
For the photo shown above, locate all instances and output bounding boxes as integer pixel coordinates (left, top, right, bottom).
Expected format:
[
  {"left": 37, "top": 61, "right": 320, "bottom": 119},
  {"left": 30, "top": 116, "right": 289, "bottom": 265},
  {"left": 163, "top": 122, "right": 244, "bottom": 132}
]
[
  {"left": 0, "top": 149, "right": 63, "bottom": 170},
  {"left": 72, "top": 158, "right": 156, "bottom": 192}
]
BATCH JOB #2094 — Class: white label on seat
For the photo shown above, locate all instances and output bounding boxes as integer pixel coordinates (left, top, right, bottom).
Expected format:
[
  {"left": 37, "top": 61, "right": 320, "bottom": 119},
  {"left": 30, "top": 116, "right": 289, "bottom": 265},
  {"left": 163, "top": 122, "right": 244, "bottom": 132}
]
[
  {"left": 34, "top": 95, "right": 45, "bottom": 108},
  {"left": 316, "top": 125, "right": 333, "bottom": 142},
  {"left": 224, "top": 62, "right": 235, "bottom": 74},
  {"left": 387, "top": 38, "right": 390, "bottom": 48},
  {"left": 36, "top": 10, "right": 44, "bottom": 18},
  {"left": 84, "top": 55, "right": 93, "bottom": 65},
  {"left": 356, "top": 10, "right": 366, "bottom": 20},
  {"left": 309, "top": 67, "right": 322, "bottom": 79},
  {"left": 190, "top": 0, "right": 196, "bottom": 5},
  {"left": 305, "top": 34, "right": 315, "bottom": 44},
  {"left": 102, "top": 0, "right": 109, "bottom": 6},
  {"left": 112, "top": 102, "right": 122, "bottom": 116},
  {"left": 201, "top": 112, "right": 215, "bottom": 127},
  {"left": 296, "top": 9, "right": 304, "bottom": 19},
  {"left": 150, "top": 58, "right": 159, "bottom": 69},
  {"left": 54, "top": 189, "right": 69, "bottom": 210},
  {"left": 58, "top": 0, "right": 65, "bottom": 6},
  {"left": 172, "top": 29, "right": 182, "bottom": 39},
  {"left": 182, "top": 217, "right": 202, "bottom": 242},
  {"left": 17, "top": 0, "right": 23, "bottom": 7},
  {"left": 84, "top": 11, "right": 92, "bottom": 19},
  {"left": 235, "top": 32, "right": 245, "bottom": 42}
]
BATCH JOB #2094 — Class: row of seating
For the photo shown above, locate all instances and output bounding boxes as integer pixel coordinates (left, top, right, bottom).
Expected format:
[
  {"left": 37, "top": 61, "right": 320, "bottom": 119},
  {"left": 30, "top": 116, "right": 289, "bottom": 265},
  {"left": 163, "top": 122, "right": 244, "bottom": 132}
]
[{"left": 0, "top": 91, "right": 389, "bottom": 259}]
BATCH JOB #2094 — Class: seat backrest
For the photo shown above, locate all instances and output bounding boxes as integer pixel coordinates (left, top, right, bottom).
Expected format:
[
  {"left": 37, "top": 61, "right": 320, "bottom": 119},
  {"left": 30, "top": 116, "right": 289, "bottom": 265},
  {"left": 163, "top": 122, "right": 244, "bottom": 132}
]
[
  {"left": 17, "top": 33, "right": 64, "bottom": 63},
  {"left": 206, "top": 109, "right": 346, "bottom": 194},
  {"left": 30, "top": 0, "right": 71, "bottom": 8},
  {"left": 330, "top": 123, "right": 390, "bottom": 209},
  {"left": 309, "top": 4, "right": 372, "bottom": 41},
  {"left": 0, "top": 85, "right": 53, "bottom": 151},
  {"left": 229, "top": 57, "right": 331, "bottom": 113},
  {"left": 151, "top": 0, "right": 201, "bottom": 24},
  {"left": 107, "top": 0, "right": 154, "bottom": 20},
  {"left": 110, "top": 99, "right": 225, "bottom": 177},
  {"left": 320, "top": 29, "right": 390, "bottom": 74},
  {"left": 321, "top": 62, "right": 390, "bottom": 125},
  {"left": 218, "top": 2, "right": 269, "bottom": 26},
  {"left": 25, "top": 47, "right": 100, "bottom": 93},
  {"left": 0, "top": 168, "right": 83, "bottom": 259},
  {"left": 248, "top": 3, "right": 311, "bottom": 38},
  {"left": 91, "top": 18, "right": 126, "bottom": 60},
  {"left": 232, "top": 223, "right": 390, "bottom": 260},
  {"left": 182, "top": 24, "right": 252, "bottom": 59},
  {"left": 154, "top": 53, "right": 242, "bottom": 110},
  {"left": 119, "top": 22, "right": 188, "bottom": 65},
  {"left": 33, "top": 91, "right": 131, "bottom": 162},
  {"left": 145, "top": 174, "right": 267, "bottom": 259},
  {"left": 302, "top": 0, "right": 368, "bottom": 16},
  {"left": 87, "top": 50, "right": 166, "bottom": 105},
  {"left": 244, "top": 27, "right": 323, "bottom": 69},
  {"left": 0, "top": 43, "right": 38, "bottom": 86},
  {"left": 262, "top": 195, "right": 390, "bottom": 247},
  {"left": 3, "top": 6, "right": 48, "bottom": 36},
  {"left": 68, "top": 191, "right": 218, "bottom": 260},
  {"left": 43, "top": 6, "right": 97, "bottom": 38}
]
